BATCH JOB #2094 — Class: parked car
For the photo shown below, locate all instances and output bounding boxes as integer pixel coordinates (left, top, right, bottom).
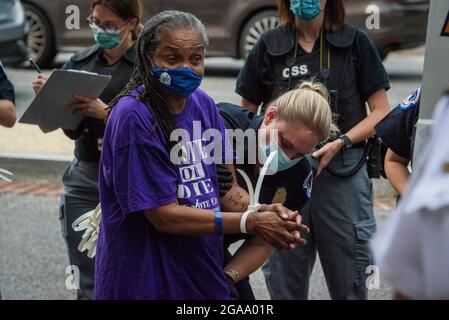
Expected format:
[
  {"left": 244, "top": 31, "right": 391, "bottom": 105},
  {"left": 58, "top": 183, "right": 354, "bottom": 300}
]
[
  {"left": 0, "top": 0, "right": 28, "bottom": 65},
  {"left": 23, "top": 0, "right": 430, "bottom": 68}
]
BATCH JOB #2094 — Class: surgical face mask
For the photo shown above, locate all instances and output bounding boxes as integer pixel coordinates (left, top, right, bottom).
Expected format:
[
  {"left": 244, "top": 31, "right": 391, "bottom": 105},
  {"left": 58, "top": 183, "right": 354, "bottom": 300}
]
[
  {"left": 152, "top": 67, "right": 203, "bottom": 97},
  {"left": 290, "top": 0, "right": 322, "bottom": 22},
  {"left": 91, "top": 25, "right": 127, "bottom": 49},
  {"left": 259, "top": 138, "right": 304, "bottom": 173}
]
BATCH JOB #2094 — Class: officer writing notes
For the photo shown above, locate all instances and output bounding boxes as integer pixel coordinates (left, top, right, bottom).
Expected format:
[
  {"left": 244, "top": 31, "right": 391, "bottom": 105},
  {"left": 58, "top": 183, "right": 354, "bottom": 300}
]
[
  {"left": 0, "top": 62, "right": 16, "bottom": 128},
  {"left": 375, "top": 88, "right": 421, "bottom": 197},
  {"left": 32, "top": 0, "right": 143, "bottom": 300},
  {"left": 0, "top": 60, "right": 16, "bottom": 300},
  {"left": 236, "top": 0, "right": 391, "bottom": 299}
]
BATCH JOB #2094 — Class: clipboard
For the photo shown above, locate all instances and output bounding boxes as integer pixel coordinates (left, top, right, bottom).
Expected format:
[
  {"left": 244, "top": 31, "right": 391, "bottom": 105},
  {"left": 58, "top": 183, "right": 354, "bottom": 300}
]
[{"left": 19, "top": 69, "right": 112, "bottom": 131}]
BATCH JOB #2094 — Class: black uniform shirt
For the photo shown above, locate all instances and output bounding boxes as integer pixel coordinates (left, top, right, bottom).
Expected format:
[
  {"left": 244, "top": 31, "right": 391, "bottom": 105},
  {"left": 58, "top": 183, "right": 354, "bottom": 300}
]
[
  {"left": 62, "top": 44, "right": 136, "bottom": 163},
  {"left": 0, "top": 62, "right": 15, "bottom": 104},
  {"left": 236, "top": 24, "right": 390, "bottom": 112},
  {"left": 375, "top": 87, "right": 421, "bottom": 159},
  {"left": 217, "top": 102, "right": 314, "bottom": 213}
]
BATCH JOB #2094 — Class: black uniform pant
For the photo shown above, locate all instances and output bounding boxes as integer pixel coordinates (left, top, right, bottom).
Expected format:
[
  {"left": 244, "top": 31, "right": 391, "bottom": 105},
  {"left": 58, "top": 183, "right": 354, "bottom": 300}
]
[{"left": 59, "top": 159, "right": 98, "bottom": 300}]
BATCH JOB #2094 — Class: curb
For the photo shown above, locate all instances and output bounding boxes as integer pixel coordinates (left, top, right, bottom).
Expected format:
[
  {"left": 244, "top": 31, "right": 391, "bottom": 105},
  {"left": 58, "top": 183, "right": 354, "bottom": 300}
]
[{"left": 0, "top": 153, "right": 398, "bottom": 198}]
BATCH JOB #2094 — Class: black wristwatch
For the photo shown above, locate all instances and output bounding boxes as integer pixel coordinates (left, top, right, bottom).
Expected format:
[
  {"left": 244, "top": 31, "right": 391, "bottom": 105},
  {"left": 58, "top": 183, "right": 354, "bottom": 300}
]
[{"left": 339, "top": 134, "right": 353, "bottom": 150}]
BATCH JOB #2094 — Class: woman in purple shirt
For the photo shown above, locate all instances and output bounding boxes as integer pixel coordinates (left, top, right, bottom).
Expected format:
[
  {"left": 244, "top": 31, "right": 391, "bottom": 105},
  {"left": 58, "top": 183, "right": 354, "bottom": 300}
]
[{"left": 95, "top": 10, "right": 307, "bottom": 300}]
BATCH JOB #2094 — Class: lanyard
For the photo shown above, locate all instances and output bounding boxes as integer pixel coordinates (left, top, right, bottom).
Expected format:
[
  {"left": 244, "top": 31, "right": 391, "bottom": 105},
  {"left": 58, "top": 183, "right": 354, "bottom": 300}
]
[
  {"left": 289, "top": 28, "right": 331, "bottom": 89},
  {"left": 320, "top": 28, "right": 331, "bottom": 75}
]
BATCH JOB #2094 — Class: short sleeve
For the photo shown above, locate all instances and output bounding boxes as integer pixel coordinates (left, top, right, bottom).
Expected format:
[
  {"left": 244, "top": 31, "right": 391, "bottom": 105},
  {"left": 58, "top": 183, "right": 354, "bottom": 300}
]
[
  {"left": 375, "top": 90, "right": 420, "bottom": 159},
  {"left": 107, "top": 102, "right": 178, "bottom": 215},
  {"left": 0, "top": 63, "right": 16, "bottom": 104},
  {"left": 353, "top": 31, "right": 390, "bottom": 101},
  {"left": 112, "top": 142, "right": 178, "bottom": 215},
  {"left": 235, "top": 38, "right": 271, "bottom": 106}
]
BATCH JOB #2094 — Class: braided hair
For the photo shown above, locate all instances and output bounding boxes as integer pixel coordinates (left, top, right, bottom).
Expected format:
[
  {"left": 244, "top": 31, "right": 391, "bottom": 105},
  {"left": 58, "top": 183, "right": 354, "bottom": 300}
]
[{"left": 108, "top": 10, "right": 209, "bottom": 146}]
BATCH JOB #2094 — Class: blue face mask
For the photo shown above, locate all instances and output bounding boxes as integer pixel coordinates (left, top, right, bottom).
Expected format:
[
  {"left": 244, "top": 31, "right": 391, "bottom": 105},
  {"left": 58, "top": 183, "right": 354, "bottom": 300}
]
[
  {"left": 152, "top": 67, "right": 203, "bottom": 97},
  {"left": 259, "top": 139, "right": 303, "bottom": 173},
  {"left": 290, "top": 0, "right": 322, "bottom": 21}
]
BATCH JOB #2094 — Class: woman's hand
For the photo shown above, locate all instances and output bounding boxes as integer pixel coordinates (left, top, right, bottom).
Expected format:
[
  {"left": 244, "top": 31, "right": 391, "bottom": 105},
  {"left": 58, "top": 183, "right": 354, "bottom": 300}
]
[
  {"left": 32, "top": 73, "right": 48, "bottom": 95},
  {"left": 259, "top": 203, "right": 309, "bottom": 244},
  {"left": 312, "top": 139, "right": 343, "bottom": 177},
  {"left": 65, "top": 95, "right": 108, "bottom": 120},
  {"left": 247, "top": 205, "right": 309, "bottom": 250},
  {"left": 260, "top": 203, "right": 310, "bottom": 247}
]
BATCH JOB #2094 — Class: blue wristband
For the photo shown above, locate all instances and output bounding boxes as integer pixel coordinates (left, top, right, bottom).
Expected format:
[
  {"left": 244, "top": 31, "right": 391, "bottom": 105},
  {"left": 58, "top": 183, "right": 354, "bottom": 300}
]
[{"left": 214, "top": 209, "right": 223, "bottom": 236}]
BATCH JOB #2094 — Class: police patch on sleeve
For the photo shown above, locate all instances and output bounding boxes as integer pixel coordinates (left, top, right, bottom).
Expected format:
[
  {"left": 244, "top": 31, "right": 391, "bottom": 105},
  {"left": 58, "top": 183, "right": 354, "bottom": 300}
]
[
  {"left": 400, "top": 87, "right": 421, "bottom": 111},
  {"left": 303, "top": 170, "right": 313, "bottom": 200}
]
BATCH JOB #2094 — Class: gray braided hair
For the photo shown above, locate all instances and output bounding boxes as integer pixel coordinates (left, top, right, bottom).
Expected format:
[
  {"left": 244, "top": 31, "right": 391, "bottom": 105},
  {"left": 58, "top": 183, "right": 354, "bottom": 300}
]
[{"left": 108, "top": 10, "right": 209, "bottom": 146}]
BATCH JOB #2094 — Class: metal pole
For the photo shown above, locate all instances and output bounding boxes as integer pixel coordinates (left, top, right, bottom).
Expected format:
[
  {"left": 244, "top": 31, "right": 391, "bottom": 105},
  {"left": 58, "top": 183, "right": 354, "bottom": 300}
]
[{"left": 414, "top": 0, "right": 449, "bottom": 164}]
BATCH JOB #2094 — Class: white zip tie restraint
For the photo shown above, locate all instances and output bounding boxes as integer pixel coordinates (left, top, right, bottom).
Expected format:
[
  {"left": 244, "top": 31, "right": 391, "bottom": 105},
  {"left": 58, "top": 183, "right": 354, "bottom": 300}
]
[
  {"left": 72, "top": 203, "right": 101, "bottom": 258},
  {"left": 238, "top": 150, "right": 278, "bottom": 234},
  {"left": 0, "top": 168, "right": 13, "bottom": 183},
  {"left": 71, "top": 151, "right": 279, "bottom": 255}
]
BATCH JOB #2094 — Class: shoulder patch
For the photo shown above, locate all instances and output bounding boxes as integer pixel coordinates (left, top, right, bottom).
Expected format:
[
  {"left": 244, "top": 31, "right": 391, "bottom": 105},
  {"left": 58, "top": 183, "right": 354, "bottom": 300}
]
[
  {"left": 272, "top": 187, "right": 287, "bottom": 205},
  {"left": 400, "top": 87, "right": 421, "bottom": 111},
  {"left": 302, "top": 170, "right": 313, "bottom": 200}
]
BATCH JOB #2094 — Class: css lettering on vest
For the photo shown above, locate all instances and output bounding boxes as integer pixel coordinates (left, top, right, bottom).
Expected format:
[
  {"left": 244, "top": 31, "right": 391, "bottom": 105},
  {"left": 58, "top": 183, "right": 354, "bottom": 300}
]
[{"left": 282, "top": 64, "right": 309, "bottom": 79}]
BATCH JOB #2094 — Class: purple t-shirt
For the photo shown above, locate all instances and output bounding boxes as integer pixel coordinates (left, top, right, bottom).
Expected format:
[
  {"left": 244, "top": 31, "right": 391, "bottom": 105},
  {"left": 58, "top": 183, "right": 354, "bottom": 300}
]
[{"left": 94, "top": 87, "right": 232, "bottom": 300}]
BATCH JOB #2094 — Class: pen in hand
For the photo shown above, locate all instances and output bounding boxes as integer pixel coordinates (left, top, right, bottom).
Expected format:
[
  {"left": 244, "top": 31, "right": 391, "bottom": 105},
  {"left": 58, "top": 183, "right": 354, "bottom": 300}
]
[
  {"left": 29, "top": 58, "right": 42, "bottom": 74},
  {"left": 31, "top": 59, "right": 47, "bottom": 95}
]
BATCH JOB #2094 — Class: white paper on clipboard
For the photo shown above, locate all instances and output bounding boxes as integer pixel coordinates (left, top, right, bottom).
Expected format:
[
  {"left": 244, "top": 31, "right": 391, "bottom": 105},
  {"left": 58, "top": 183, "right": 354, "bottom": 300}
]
[{"left": 19, "top": 69, "right": 112, "bottom": 131}]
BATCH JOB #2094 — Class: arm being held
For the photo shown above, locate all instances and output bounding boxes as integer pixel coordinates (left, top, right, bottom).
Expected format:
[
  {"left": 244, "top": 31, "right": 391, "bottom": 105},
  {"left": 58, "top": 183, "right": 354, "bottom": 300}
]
[
  {"left": 144, "top": 201, "right": 302, "bottom": 250},
  {"left": 225, "top": 236, "right": 273, "bottom": 284},
  {"left": 217, "top": 164, "right": 309, "bottom": 283}
]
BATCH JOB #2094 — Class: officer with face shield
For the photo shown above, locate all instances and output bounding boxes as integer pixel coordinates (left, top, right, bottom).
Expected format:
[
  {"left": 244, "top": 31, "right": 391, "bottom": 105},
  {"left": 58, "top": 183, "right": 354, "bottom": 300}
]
[{"left": 236, "top": 0, "right": 391, "bottom": 299}]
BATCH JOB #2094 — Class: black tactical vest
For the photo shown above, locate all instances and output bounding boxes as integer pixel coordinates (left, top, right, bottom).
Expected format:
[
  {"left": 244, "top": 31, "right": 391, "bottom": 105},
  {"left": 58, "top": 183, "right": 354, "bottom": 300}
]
[{"left": 261, "top": 24, "right": 367, "bottom": 134}]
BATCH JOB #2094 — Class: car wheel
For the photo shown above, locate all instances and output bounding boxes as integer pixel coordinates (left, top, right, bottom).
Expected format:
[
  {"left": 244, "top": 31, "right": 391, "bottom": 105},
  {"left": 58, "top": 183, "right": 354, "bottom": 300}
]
[
  {"left": 239, "top": 10, "right": 279, "bottom": 59},
  {"left": 24, "top": 3, "right": 56, "bottom": 68}
]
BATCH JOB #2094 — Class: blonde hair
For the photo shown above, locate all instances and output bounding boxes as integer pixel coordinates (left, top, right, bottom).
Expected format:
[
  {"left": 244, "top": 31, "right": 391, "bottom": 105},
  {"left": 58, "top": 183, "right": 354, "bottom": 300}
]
[{"left": 272, "top": 81, "right": 339, "bottom": 141}]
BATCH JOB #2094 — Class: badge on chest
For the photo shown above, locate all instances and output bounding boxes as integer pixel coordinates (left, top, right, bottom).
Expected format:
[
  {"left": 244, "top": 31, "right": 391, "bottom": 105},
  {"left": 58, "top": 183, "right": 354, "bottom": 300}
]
[{"left": 281, "top": 64, "right": 309, "bottom": 80}]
